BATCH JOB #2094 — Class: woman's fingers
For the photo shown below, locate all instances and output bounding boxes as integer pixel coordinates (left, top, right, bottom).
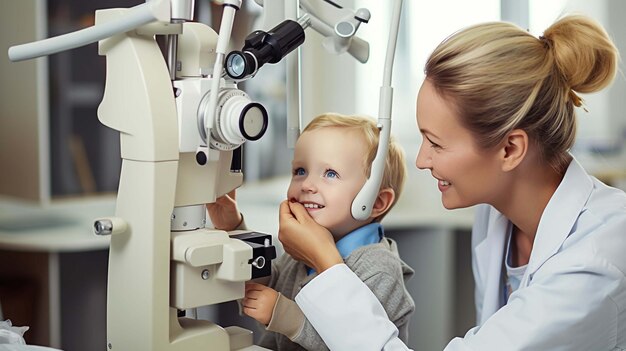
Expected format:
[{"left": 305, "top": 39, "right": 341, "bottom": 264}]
[
  {"left": 287, "top": 200, "right": 313, "bottom": 223},
  {"left": 278, "top": 199, "right": 342, "bottom": 272},
  {"left": 279, "top": 200, "right": 295, "bottom": 221},
  {"left": 279, "top": 200, "right": 314, "bottom": 224}
]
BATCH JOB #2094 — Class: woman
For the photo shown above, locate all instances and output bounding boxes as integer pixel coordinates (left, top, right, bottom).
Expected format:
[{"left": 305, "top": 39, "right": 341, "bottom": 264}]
[{"left": 277, "top": 15, "right": 626, "bottom": 350}]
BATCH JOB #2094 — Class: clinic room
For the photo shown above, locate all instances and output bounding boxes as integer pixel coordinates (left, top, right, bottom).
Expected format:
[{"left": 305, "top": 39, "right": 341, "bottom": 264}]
[{"left": 1, "top": 0, "right": 626, "bottom": 350}]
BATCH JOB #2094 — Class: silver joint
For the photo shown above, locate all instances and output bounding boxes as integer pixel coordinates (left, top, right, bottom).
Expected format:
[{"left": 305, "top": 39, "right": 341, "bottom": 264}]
[
  {"left": 251, "top": 256, "right": 266, "bottom": 270},
  {"left": 94, "top": 219, "right": 113, "bottom": 236},
  {"left": 297, "top": 14, "right": 312, "bottom": 30}
]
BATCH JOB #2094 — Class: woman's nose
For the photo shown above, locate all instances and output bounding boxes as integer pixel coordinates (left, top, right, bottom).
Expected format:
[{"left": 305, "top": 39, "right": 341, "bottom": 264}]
[{"left": 415, "top": 145, "right": 431, "bottom": 170}]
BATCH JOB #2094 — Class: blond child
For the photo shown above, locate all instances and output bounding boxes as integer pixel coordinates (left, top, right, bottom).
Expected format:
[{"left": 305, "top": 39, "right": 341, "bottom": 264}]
[{"left": 209, "top": 113, "right": 414, "bottom": 350}]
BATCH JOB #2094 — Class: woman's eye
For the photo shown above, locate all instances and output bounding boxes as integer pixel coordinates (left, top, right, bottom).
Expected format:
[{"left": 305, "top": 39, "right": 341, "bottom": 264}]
[
  {"left": 324, "top": 169, "right": 338, "bottom": 178},
  {"left": 293, "top": 167, "right": 306, "bottom": 176},
  {"left": 426, "top": 137, "right": 442, "bottom": 149}
]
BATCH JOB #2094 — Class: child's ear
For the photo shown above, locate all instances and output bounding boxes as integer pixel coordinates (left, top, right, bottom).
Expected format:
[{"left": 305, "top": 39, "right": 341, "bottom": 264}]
[{"left": 370, "top": 188, "right": 395, "bottom": 220}]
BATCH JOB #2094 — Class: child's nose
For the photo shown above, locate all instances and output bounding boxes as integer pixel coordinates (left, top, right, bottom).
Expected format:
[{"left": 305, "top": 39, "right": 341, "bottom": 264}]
[{"left": 302, "top": 177, "right": 317, "bottom": 193}]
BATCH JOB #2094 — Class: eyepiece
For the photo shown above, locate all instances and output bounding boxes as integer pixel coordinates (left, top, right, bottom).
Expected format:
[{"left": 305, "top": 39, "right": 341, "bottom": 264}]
[
  {"left": 224, "top": 19, "right": 305, "bottom": 80},
  {"left": 225, "top": 51, "right": 257, "bottom": 80}
]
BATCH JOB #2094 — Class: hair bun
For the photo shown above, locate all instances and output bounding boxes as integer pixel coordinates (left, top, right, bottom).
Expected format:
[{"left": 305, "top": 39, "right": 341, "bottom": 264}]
[
  {"left": 538, "top": 35, "right": 553, "bottom": 49},
  {"left": 543, "top": 15, "right": 618, "bottom": 93}
]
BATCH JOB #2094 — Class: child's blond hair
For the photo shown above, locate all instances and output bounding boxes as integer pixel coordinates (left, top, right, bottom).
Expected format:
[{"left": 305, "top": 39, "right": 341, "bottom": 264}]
[{"left": 303, "top": 113, "right": 406, "bottom": 222}]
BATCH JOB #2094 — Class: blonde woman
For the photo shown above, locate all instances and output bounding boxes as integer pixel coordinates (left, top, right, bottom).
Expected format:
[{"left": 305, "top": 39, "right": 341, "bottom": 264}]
[{"left": 278, "top": 15, "right": 626, "bottom": 350}]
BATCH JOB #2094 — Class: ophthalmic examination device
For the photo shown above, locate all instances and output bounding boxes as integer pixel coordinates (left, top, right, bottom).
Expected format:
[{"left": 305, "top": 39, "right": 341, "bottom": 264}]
[{"left": 7, "top": 0, "right": 403, "bottom": 349}]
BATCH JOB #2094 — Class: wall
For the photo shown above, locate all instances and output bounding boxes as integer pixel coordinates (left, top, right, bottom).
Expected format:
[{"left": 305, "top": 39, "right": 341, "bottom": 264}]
[{"left": 0, "top": 0, "right": 49, "bottom": 202}]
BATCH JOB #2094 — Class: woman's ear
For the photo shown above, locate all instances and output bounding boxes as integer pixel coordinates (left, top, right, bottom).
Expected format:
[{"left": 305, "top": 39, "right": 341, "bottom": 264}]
[
  {"left": 500, "top": 129, "right": 528, "bottom": 172},
  {"left": 370, "top": 188, "right": 395, "bottom": 220}
]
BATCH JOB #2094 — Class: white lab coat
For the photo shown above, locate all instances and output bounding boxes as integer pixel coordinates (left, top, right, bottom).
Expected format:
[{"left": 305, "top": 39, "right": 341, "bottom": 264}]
[{"left": 295, "top": 158, "right": 626, "bottom": 351}]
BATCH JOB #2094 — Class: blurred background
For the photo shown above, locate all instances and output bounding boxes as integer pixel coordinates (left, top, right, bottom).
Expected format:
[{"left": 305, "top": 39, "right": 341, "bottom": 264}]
[{"left": 1, "top": 0, "right": 625, "bottom": 350}]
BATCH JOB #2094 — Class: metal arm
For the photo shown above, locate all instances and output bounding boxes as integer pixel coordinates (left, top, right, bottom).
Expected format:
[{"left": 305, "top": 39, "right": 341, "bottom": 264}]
[
  {"left": 299, "top": 0, "right": 370, "bottom": 63},
  {"left": 351, "top": 0, "right": 403, "bottom": 220},
  {"left": 203, "top": 0, "right": 242, "bottom": 146},
  {"left": 8, "top": 0, "right": 169, "bottom": 62}
]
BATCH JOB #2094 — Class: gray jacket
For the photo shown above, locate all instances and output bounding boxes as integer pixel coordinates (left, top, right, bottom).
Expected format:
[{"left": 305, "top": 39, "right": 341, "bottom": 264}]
[{"left": 258, "top": 237, "right": 415, "bottom": 351}]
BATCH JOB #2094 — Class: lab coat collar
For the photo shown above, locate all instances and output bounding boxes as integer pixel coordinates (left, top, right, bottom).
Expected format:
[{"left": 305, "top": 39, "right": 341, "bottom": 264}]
[
  {"left": 474, "top": 211, "right": 509, "bottom": 324},
  {"left": 473, "top": 156, "right": 593, "bottom": 324},
  {"left": 525, "top": 157, "right": 593, "bottom": 278}
]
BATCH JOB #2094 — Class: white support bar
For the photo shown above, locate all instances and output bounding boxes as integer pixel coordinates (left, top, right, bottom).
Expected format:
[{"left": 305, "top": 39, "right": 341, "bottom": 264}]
[
  {"left": 351, "top": 0, "right": 403, "bottom": 220},
  {"left": 301, "top": 0, "right": 369, "bottom": 63},
  {"left": 286, "top": 0, "right": 301, "bottom": 148},
  {"left": 8, "top": 0, "right": 170, "bottom": 62},
  {"left": 204, "top": 1, "right": 241, "bottom": 142}
]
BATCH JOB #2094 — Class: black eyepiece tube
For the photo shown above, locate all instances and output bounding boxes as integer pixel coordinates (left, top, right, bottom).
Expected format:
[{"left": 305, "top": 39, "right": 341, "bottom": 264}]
[
  {"left": 225, "top": 19, "right": 305, "bottom": 80},
  {"left": 259, "top": 20, "right": 306, "bottom": 64}
]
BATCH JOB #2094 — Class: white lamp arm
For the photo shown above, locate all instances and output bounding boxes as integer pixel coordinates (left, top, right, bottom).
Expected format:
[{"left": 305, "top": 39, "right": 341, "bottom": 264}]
[
  {"left": 351, "top": 0, "right": 403, "bottom": 221},
  {"left": 305, "top": 13, "right": 369, "bottom": 63},
  {"left": 8, "top": 0, "right": 170, "bottom": 62}
]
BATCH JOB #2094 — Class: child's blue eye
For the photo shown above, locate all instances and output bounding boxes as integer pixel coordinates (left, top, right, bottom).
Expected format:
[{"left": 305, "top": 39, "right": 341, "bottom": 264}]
[
  {"left": 293, "top": 167, "right": 306, "bottom": 176},
  {"left": 324, "top": 169, "right": 339, "bottom": 178}
]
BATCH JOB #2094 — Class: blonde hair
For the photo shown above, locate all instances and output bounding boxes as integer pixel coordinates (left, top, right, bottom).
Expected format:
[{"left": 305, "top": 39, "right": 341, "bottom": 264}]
[
  {"left": 303, "top": 113, "right": 407, "bottom": 221},
  {"left": 425, "top": 15, "right": 618, "bottom": 171}
]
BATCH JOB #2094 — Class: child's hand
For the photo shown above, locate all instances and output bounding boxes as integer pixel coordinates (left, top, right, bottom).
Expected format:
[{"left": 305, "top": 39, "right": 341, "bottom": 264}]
[
  {"left": 206, "top": 189, "right": 242, "bottom": 231},
  {"left": 243, "top": 282, "right": 279, "bottom": 325}
]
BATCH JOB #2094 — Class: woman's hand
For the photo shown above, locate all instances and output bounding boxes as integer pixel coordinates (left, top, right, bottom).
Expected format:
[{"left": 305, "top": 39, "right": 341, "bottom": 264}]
[
  {"left": 278, "top": 200, "right": 343, "bottom": 273},
  {"left": 242, "top": 283, "right": 279, "bottom": 325},
  {"left": 206, "top": 189, "right": 243, "bottom": 231}
]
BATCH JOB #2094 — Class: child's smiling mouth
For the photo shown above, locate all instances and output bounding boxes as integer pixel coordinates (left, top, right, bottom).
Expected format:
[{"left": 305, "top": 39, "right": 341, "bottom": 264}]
[{"left": 299, "top": 201, "right": 325, "bottom": 210}]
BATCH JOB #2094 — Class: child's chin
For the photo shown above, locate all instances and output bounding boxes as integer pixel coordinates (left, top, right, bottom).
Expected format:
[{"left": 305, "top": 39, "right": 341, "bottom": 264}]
[
  {"left": 310, "top": 218, "right": 336, "bottom": 234},
  {"left": 310, "top": 215, "right": 327, "bottom": 227}
]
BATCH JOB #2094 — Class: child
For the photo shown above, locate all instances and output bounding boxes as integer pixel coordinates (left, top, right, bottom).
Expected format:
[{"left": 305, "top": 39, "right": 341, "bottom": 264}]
[{"left": 209, "top": 113, "right": 415, "bottom": 350}]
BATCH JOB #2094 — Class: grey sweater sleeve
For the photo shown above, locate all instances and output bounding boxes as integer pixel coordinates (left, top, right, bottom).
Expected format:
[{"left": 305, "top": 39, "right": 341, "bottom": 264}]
[
  {"left": 289, "top": 303, "right": 331, "bottom": 351},
  {"left": 264, "top": 265, "right": 330, "bottom": 350},
  {"left": 266, "top": 293, "right": 307, "bottom": 339}
]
